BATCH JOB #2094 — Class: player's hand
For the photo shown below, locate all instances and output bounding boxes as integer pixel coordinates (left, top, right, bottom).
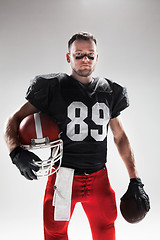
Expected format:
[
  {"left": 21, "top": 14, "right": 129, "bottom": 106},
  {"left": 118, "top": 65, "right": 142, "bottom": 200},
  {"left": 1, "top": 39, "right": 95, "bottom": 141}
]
[
  {"left": 10, "top": 146, "right": 41, "bottom": 180},
  {"left": 121, "top": 178, "right": 150, "bottom": 212}
]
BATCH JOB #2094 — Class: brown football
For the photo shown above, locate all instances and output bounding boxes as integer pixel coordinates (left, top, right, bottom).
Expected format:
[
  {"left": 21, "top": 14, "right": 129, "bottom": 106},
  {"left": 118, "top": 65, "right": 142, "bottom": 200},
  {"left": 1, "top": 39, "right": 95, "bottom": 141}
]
[{"left": 120, "top": 197, "right": 147, "bottom": 223}]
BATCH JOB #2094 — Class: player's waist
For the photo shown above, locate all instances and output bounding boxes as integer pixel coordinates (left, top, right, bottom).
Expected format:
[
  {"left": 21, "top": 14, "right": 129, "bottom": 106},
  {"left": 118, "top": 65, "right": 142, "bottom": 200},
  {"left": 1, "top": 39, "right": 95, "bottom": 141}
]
[{"left": 74, "top": 165, "right": 105, "bottom": 175}]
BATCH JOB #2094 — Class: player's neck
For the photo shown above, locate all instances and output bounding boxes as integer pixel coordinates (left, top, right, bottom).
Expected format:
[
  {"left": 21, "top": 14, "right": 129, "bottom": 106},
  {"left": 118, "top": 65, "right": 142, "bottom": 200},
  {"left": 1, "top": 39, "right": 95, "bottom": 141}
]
[{"left": 70, "top": 72, "right": 93, "bottom": 85}]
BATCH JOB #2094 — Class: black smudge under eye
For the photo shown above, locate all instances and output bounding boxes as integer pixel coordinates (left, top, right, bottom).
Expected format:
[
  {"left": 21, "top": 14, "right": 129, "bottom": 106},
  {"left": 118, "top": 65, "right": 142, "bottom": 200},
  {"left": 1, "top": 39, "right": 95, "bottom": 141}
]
[{"left": 75, "top": 54, "right": 94, "bottom": 60}]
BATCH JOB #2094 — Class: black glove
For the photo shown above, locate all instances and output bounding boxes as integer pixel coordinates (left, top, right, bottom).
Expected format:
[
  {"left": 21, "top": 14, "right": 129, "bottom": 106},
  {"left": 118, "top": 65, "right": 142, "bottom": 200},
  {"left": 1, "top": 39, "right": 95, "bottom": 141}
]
[
  {"left": 121, "top": 178, "right": 150, "bottom": 212},
  {"left": 10, "top": 146, "right": 41, "bottom": 180}
]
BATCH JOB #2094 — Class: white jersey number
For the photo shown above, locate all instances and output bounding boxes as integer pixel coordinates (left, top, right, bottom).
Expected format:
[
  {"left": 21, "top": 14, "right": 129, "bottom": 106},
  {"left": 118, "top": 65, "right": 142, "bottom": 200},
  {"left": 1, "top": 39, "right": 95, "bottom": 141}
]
[{"left": 66, "top": 102, "right": 110, "bottom": 141}]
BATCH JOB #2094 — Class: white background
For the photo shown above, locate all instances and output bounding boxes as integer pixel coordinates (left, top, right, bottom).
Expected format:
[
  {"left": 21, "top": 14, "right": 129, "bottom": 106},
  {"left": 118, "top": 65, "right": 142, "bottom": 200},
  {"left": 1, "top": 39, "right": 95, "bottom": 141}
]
[{"left": 0, "top": 0, "right": 160, "bottom": 239}]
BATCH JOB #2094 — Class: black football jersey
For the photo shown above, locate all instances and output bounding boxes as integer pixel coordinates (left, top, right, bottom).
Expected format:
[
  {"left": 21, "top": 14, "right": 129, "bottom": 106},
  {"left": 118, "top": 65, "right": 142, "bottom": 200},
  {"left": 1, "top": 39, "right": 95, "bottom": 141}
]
[{"left": 26, "top": 73, "right": 129, "bottom": 170}]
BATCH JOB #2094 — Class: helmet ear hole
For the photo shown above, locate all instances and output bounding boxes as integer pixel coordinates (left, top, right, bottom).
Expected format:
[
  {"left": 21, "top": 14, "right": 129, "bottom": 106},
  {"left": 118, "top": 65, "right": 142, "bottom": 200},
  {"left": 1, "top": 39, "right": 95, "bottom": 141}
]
[
  {"left": 18, "top": 112, "right": 63, "bottom": 178},
  {"left": 120, "top": 197, "right": 147, "bottom": 223}
]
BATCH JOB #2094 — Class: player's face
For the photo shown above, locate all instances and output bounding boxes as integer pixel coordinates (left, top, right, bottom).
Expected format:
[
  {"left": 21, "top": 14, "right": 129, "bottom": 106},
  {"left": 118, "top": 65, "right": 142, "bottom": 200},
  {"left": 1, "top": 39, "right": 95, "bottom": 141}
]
[{"left": 67, "top": 40, "right": 98, "bottom": 78}]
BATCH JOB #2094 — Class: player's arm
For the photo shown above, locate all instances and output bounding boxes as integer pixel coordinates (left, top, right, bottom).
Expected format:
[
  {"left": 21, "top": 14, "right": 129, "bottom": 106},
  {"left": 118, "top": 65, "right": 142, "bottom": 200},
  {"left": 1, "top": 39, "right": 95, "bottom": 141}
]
[
  {"left": 4, "top": 101, "right": 39, "bottom": 152},
  {"left": 4, "top": 102, "right": 40, "bottom": 180},
  {"left": 109, "top": 117, "right": 150, "bottom": 212},
  {"left": 109, "top": 116, "right": 138, "bottom": 179}
]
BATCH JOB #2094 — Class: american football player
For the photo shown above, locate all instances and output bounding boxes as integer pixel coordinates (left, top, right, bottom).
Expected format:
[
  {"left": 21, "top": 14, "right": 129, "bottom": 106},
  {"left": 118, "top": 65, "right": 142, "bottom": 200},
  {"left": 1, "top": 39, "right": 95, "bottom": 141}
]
[{"left": 4, "top": 32, "right": 150, "bottom": 240}]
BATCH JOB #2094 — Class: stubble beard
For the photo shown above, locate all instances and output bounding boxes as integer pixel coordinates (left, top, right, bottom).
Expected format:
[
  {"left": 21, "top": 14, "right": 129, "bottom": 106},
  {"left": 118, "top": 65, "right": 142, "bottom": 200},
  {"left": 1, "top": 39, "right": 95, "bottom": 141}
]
[{"left": 73, "top": 67, "right": 95, "bottom": 78}]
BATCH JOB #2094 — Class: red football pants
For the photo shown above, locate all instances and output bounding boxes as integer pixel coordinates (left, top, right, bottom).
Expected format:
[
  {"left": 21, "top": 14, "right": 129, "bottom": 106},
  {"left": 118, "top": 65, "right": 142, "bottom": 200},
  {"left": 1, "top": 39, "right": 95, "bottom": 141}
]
[{"left": 43, "top": 167, "right": 117, "bottom": 240}]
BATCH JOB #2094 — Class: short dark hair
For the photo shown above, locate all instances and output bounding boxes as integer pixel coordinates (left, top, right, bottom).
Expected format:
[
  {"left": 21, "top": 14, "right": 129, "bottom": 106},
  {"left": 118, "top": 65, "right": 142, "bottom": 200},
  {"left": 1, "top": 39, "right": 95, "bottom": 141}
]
[{"left": 68, "top": 32, "right": 97, "bottom": 51}]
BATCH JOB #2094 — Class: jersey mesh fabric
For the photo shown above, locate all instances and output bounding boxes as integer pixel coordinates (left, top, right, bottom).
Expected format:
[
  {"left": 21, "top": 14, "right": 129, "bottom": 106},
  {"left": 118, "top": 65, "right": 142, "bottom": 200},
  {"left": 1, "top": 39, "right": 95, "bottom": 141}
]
[{"left": 26, "top": 73, "right": 129, "bottom": 170}]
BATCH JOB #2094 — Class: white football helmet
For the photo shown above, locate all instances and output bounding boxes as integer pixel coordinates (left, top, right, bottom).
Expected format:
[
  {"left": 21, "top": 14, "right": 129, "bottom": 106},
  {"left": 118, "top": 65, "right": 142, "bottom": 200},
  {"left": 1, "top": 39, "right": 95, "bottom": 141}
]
[{"left": 18, "top": 112, "right": 63, "bottom": 178}]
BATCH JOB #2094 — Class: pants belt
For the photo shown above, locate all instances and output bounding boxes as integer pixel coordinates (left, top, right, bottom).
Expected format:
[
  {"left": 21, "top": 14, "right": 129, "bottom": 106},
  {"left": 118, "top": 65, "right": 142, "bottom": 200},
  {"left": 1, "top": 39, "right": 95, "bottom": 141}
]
[{"left": 74, "top": 165, "right": 105, "bottom": 175}]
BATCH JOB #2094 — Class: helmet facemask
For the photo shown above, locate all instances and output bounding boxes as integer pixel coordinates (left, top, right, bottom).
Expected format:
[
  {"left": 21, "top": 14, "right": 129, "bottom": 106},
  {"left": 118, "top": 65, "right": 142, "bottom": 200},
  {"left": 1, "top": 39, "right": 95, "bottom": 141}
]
[{"left": 19, "top": 113, "right": 63, "bottom": 178}]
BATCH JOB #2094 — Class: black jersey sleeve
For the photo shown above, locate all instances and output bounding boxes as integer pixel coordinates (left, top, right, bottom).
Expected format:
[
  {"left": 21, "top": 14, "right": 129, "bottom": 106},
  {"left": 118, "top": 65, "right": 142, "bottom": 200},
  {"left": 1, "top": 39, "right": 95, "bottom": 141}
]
[
  {"left": 25, "top": 74, "right": 59, "bottom": 113},
  {"left": 111, "top": 82, "right": 129, "bottom": 118}
]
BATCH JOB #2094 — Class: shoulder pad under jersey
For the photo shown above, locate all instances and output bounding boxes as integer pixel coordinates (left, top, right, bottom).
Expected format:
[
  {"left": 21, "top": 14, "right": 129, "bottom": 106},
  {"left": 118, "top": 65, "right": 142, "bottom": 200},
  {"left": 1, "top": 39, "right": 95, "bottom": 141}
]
[
  {"left": 33, "top": 72, "right": 63, "bottom": 80},
  {"left": 94, "top": 77, "right": 113, "bottom": 94}
]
